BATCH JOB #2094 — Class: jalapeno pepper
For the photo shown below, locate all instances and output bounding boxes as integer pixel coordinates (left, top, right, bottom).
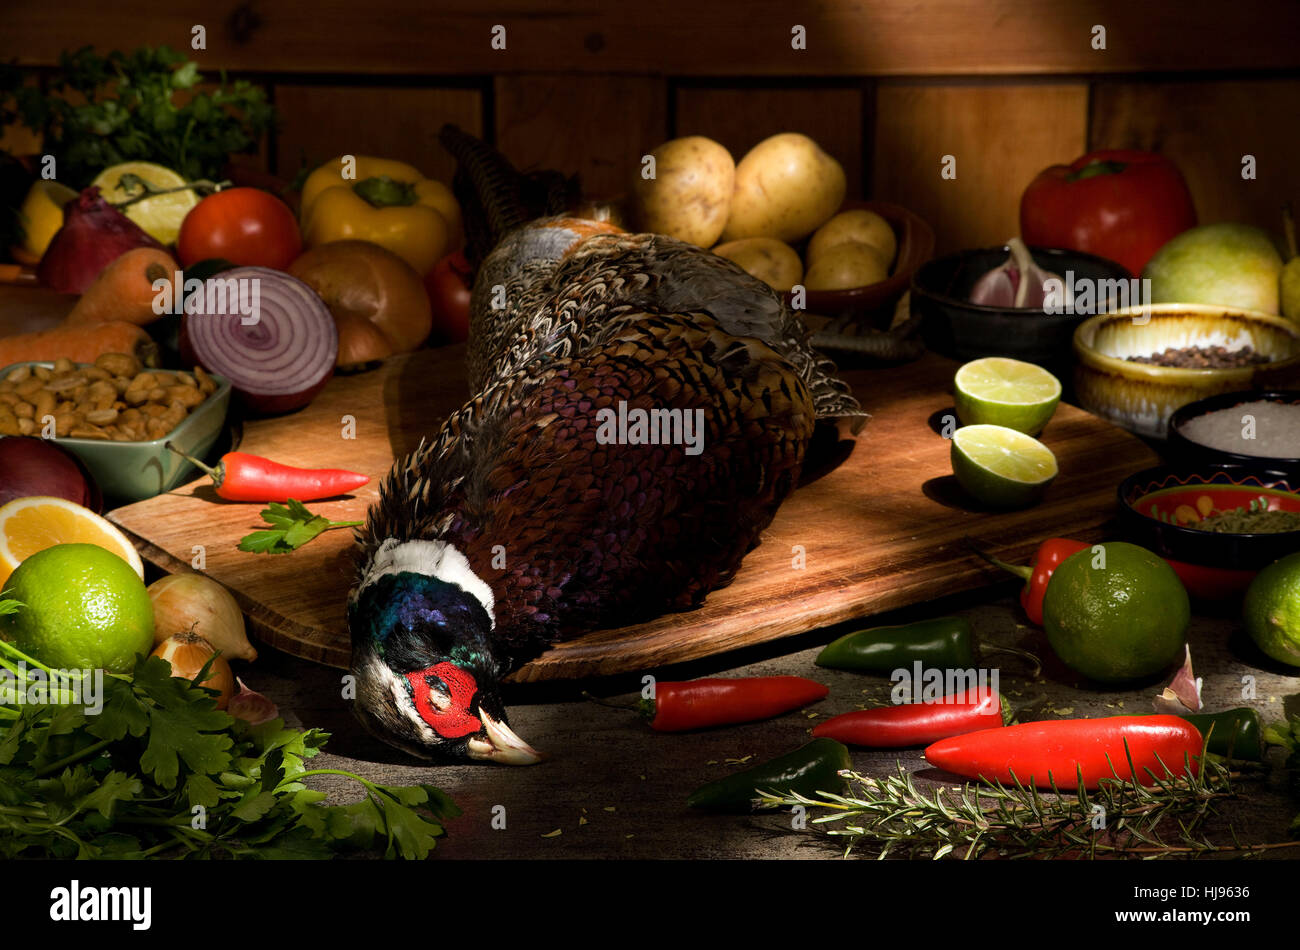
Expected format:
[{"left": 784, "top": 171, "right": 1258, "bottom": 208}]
[
  {"left": 969, "top": 537, "right": 1090, "bottom": 626},
  {"left": 812, "top": 688, "right": 1008, "bottom": 748},
  {"left": 1180, "top": 708, "right": 1263, "bottom": 761},
  {"left": 815, "top": 616, "right": 1039, "bottom": 676},
  {"left": 686, "top": 738, "right": 851, "bottom": 812}
]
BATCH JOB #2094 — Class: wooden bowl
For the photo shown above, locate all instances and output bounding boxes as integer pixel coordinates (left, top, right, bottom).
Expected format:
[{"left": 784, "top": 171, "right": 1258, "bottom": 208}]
[
  {"left": 1072, "top": 304, "right": 1300, "bottom": 438},
  {"left": 781, "top": 200, "right": 935, "bottom": 323}
]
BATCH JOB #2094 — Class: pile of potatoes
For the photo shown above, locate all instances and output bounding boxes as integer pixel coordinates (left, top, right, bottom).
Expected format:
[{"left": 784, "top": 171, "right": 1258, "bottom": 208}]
[
  {"left": 0, "top": 354, "right": 216, "bottom": 440},
  {"left": 631, "top": 132, "right": 898, "bottom": 294}
]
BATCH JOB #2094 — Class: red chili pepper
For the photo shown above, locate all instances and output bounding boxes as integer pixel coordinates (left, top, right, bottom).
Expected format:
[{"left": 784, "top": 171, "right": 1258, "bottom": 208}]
[
  {"left": 925, "top": 715, "right": 1203, "bottom": 790},
  {"left": 586, "top": 676, "right": 828, "bottom": 732},
  {"left": 166, "top": 442, "right": 369, "bottom": 502},
  {"left": 812, "top": 688, "right": 1005, "bottom": 748},
  {"left": 970, "top": 537, "right": 1090, "bottom": 625}
]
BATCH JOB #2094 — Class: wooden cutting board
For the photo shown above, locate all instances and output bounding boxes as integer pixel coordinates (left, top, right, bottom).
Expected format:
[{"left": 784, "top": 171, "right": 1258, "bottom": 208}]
[{"left": 108, "top": 345, "right": 1158, "bottom": 681}]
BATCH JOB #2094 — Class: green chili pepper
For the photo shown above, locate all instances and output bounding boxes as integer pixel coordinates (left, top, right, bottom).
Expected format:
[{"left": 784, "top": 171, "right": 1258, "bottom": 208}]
[
  {"left": 815, "top": 616, "right": 1040, "bottom": 676},
  {"left": 686, "top": 738, "right": 852, "bottom": 812},
  {"left": 1182, "top": 708, "right": 1263, "bottom": 761},
  {"left": 815, "top": 617, "right": 977, "bottom": 672}
]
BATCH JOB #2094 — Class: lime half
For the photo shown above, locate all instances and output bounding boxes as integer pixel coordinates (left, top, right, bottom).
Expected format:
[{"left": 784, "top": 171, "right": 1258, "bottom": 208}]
[
  {"left": 92, "top": 161, "right": 198, "bottom": 245},
  {"left": 954, "top": 357, "right": 1061, "bottom": 435},
  {"left": 951, "top": 424, "right": 1058, "bottom": 509}
]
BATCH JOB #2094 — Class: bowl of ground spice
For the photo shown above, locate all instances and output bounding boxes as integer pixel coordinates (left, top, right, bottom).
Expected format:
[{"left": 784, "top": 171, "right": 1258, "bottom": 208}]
[
  {"left": 1167, "top": 390, "right": 1300, "bottom": 476},
  {"left": 1073, "top": 305, "right": 1300, "bottom": 438},
  {"left": 1118, "top": 466, "right": 1300, "bottom": 594}
]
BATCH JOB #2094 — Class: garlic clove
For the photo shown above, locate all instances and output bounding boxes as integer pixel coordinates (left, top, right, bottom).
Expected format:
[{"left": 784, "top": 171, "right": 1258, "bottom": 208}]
[{"left": 228, "top": 677, "right": 279, "bottom": 725}]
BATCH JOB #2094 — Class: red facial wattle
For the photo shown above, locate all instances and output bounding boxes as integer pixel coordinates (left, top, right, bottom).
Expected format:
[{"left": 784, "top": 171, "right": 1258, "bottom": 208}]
[{"left": 405, "top": 661, "right": 481, "bottom": 738}]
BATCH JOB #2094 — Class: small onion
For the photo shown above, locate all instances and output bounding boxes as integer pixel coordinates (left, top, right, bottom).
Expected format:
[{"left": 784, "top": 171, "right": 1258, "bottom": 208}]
[
  {"left": 181, "top": 266, "right": 338, "bottom": 414},
  {"left": 152, "top": 631, "right": 235, "bottom": 709},
  {"left": 148, "top": 573, "right": 257, "bottom": 661}
]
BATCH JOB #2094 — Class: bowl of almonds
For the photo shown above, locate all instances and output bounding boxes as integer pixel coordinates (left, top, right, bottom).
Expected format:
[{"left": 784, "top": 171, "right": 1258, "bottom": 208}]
[{"left": 0, "top": 354, "right": 231, "bottom": 503}]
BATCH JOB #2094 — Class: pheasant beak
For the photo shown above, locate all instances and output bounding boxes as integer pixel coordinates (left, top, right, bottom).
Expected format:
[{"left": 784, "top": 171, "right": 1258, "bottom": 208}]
[{"left": 467, "top": 711, "right": 544, "bottom": 765}]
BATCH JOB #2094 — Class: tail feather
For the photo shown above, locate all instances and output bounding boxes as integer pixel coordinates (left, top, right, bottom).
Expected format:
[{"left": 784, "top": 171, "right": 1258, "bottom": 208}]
[{"left": 439, "top": 125, "right": 580, "bottom": 271}]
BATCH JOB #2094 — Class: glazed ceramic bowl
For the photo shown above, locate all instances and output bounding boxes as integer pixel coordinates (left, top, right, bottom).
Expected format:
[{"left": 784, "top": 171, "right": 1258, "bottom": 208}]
[
  {"left": 1167, "top": 389, "right": 1300, "bottom": 477},
  {"left": 782, "top": 201, "right": 935, "bottom": 325},
  {"left": 911, "top": 245, "right": 1130, "bottom": 377},
  {"left": 0, "top": 361, "right": 231, "bottom": 504},
  {"left": 1118, "top": 465, "right": 1300, "bottom": 596},
  {"left": 1073, "top": 305, "right": 1300, "bottom": 438}
]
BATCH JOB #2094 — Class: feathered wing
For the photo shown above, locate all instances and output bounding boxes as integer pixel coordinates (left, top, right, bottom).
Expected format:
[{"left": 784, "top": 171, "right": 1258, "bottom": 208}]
[
  {"left": 468, "top": 226, "right": 865, "bottom": 429},
  {"left": 358, "top": 309, "right": 815, "bottom": 664}
]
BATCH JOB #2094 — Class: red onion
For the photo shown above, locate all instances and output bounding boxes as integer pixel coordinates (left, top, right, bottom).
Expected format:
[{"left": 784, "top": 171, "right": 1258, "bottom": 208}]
[
  {"left": 0, "top": 436, "right": 101, "bottom": 511},
  {"left": 182, "top": 267, "right": 338, "bottom": 414},
  {"left": 37, "top": 186, "right": 166, "bottom": 294}
]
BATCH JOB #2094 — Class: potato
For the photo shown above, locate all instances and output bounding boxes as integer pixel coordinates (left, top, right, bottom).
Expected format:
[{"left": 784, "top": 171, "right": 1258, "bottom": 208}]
[
  {"left": 712, "top": 238, "right": 803, "bottom": 292},
  {"left": 631, "top": 136, "right": 735, "bottom": 247},
  {"left": 808, "top": 209, "right": 897, "bottom": 268},
  {"left": 721, "top": 133, "right": 846, "bottom": 243},
  {"left": 803, "top": 240, "right": 889, "bottom": 291}
]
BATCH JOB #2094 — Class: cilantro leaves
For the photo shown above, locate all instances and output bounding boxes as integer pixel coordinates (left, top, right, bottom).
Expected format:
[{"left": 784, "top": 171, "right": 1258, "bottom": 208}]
[
  {"left": 238, "top": 499, "right": 364, "bottom": 555},
  {"left": 0, "top": 46, "right": 275, "bottom": 187},
  {"left": 0, "top": 645, "right": 458, "bottom": 859}
]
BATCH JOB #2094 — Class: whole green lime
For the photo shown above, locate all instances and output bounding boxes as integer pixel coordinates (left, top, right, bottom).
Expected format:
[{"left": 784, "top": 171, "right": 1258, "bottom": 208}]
[
  {"left": 1243, "top": 551, "right": 1300, "bottom": 667},
  {"left": 0, "top": 543, "right": 154, "bottom": 673},
  {"left": 1042, "top": 541, "right": 1189, "bottom": 683}
]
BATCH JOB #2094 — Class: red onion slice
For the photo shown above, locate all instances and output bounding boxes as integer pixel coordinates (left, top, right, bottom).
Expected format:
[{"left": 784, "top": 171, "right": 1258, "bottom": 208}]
[{"left": 182, "top": 266, "right": 338, "bottom": 414}]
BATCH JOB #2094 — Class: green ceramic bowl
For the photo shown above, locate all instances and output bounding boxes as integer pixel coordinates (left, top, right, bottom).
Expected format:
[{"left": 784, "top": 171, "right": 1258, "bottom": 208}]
[{"left": 0, "top": 361, "right": 230, "bottom": 504}]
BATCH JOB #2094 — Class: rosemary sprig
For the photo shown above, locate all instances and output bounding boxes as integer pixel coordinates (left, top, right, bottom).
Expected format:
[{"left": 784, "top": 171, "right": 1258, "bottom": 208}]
[{"left": 759, "top": 758, "right": 1299, "bottom": 860}]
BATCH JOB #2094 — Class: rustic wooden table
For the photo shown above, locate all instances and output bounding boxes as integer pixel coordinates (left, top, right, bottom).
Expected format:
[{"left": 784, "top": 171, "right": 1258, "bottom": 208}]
[{"left": 249, "top": 586, "right": 1299, "bottom": 860}]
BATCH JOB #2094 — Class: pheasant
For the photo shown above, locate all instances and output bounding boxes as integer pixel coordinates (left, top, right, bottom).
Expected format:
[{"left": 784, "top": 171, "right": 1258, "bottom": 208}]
[{"left": 347, "top": 127, "right": 865, "bottom": 764}]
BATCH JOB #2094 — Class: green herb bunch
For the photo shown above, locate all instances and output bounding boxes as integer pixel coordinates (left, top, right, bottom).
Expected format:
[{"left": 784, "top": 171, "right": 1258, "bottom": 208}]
[
  {"left": 0, "top": 628, "right": 458, "bottom": 859},
  {"left": 0, "top": 45, "right": 274, "bottom": 187}
]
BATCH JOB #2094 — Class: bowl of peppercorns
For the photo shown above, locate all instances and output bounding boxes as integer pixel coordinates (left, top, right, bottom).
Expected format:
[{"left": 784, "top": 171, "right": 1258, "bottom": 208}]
[{"left": 1072, "top": 304, "right": 1300, "bottom": 438}]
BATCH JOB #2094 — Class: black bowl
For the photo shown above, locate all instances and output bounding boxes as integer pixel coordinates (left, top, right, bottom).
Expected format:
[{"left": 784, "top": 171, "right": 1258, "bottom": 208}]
[
  {"left": 1167, "top": 390, "right": 1300, "bottom": 477},
  {"left": 1117, "top": 465, "right": 1300, "bottom": 577},
  {"left": 910, "top": 245, "right": 1131, "bottom": 378}
]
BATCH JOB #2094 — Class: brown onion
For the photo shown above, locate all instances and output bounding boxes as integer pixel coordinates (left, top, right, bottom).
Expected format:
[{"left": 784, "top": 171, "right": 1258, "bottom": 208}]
[
  {"left": 148, "top": 573, "right": 257, "bottom": 661},
  {"left": 151, "top": 631, "right": 235, "bottom": 709}
]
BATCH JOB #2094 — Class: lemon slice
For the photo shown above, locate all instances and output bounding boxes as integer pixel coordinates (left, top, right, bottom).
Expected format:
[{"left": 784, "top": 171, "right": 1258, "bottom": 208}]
[
  {"left": 954, "top": 357, "right": 1062, "bottom": 435},
  {"left": 0, "top": 496, "right": 144, "bottom": 588},
  {"left": 92, "top": 161, "right": 198, "bottom": 245},
  {"left": 951, "top": 424, "right": 1059, "bottom": 509},
  {"left": 13, "top": 180, "right": 77, "bottom": 263}
]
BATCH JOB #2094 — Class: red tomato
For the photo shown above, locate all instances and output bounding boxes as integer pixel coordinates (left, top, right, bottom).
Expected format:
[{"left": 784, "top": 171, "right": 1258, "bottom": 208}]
[
  {"left": 425, "top": 251, "right": 472, "bottom": 344},
  {"left": 1019, "top": 150, "right": 1196, "bottom": 277},
  {"left": 177, "top": 187, "right": 302, "bottom": 270}
]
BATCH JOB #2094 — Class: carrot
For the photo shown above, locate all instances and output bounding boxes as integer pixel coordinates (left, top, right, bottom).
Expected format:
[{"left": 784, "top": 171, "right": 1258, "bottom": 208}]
[
  {"left": 0, "top": 321, "right": 157, "bottom": 369},
  {"left": 63, "top": 247, "right": 178, "bottom": 327}
]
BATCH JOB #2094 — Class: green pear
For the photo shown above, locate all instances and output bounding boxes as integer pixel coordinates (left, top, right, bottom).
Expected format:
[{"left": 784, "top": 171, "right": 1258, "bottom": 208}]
[
  {"left": 1143, "top": 223, "right": 1283, "bottom": 314},
  {"left": 1282, "top": 204, "right": 1300, "bottom": 323}
]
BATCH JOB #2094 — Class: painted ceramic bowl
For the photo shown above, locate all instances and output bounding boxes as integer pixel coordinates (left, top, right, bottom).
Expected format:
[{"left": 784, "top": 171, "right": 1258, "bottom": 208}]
[
  {"left": 1073, "top": 304, "right": 1300, "bottom": 438},
  {"left": 783, "top": 201, "right": 935, "bottom": 325},
  {"left": 1117, "top": 465, "right": 1300, "bottom": 596},
  {"left": 911, "top": 245, "right": 1130, "bottom": 377},
  {"left": 1166, "top": 389, "right": 1300, "bottom": 477}
]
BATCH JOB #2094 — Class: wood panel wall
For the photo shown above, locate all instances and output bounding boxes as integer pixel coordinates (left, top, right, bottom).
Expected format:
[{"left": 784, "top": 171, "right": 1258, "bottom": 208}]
[{"left": 3, "top": 1, "right": 1298, "bottom": 256}]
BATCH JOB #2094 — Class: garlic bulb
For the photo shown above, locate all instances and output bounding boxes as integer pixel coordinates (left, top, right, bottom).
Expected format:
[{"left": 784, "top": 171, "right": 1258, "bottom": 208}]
[{"left": 969, "top": 237, "right": 1071, "bottom": 310}]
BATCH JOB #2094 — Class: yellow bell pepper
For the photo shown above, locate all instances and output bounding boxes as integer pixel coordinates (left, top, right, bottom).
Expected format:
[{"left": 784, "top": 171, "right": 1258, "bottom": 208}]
[{"left": 300, "top": 156, "right": 462, "bottom": 275}]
